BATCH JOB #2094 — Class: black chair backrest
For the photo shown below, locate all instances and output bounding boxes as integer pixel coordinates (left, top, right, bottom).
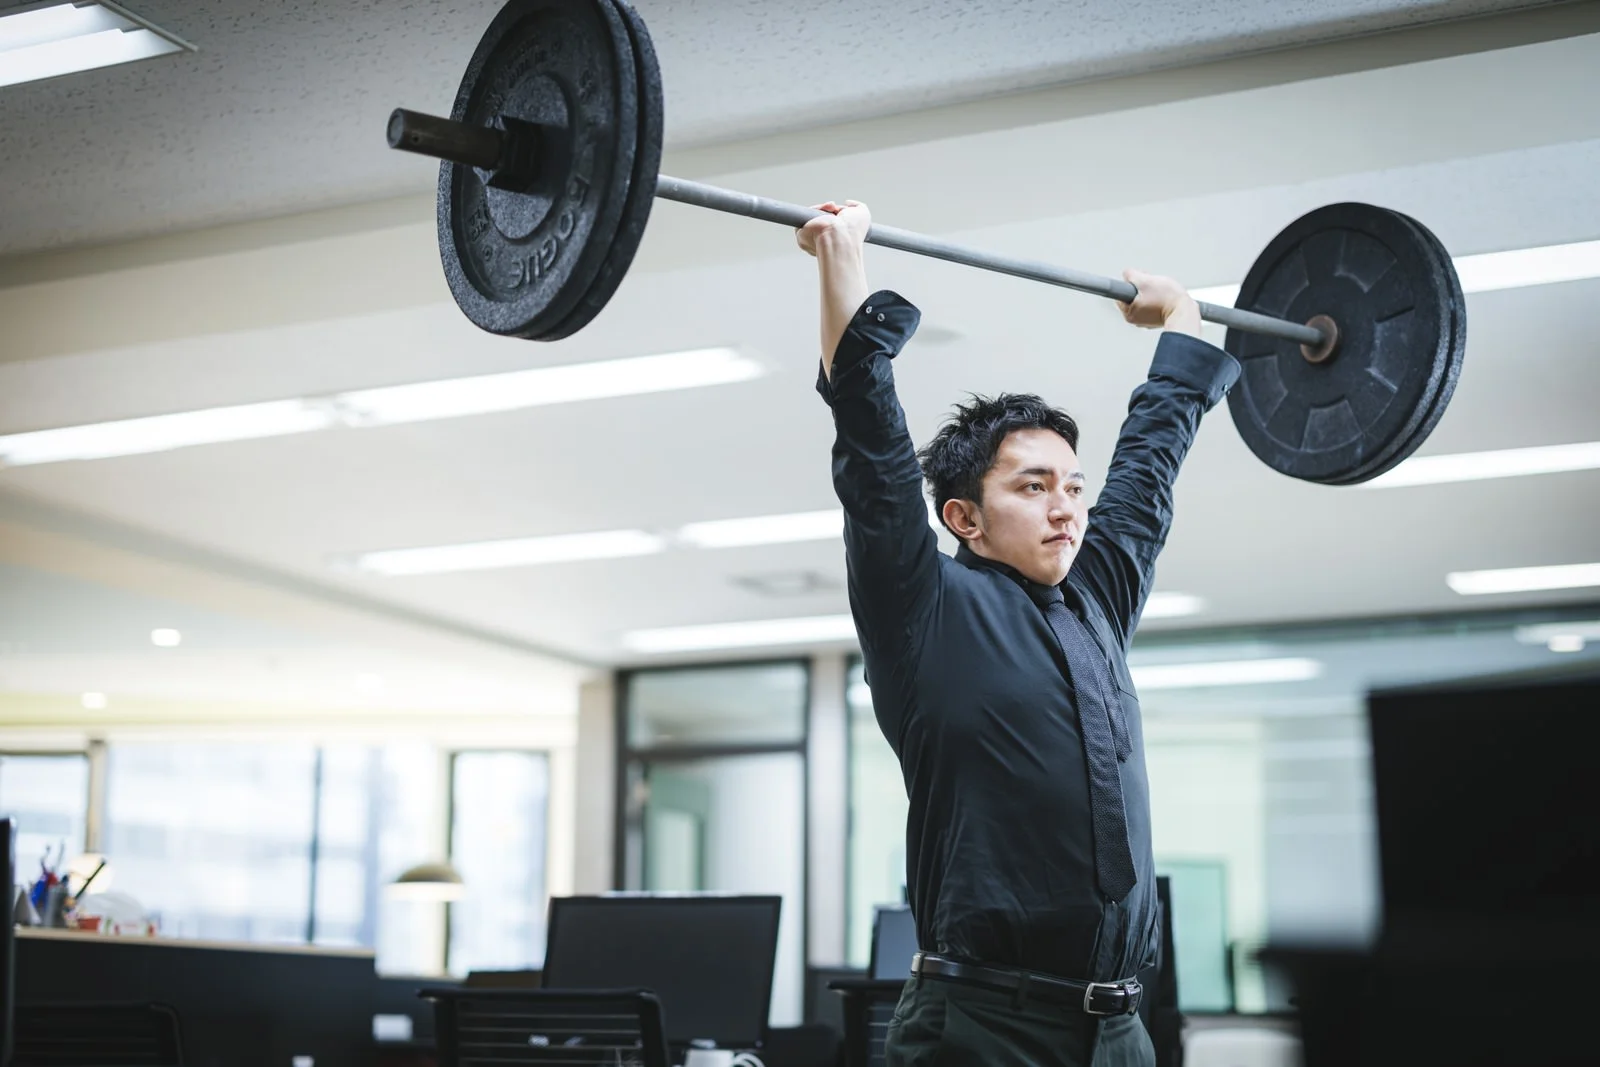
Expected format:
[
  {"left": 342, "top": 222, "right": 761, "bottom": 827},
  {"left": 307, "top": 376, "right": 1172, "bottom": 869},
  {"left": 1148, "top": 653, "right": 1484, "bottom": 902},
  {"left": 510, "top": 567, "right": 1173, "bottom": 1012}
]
[
  {"left": 826, "top": 980, "right": 904, "bottom": 1067},
  {"left": 13, "top": 1002, "right": 183, "bottom": 1066},
  {"left": 424, "top": 988, "right": 670, "bottom": 1067}
]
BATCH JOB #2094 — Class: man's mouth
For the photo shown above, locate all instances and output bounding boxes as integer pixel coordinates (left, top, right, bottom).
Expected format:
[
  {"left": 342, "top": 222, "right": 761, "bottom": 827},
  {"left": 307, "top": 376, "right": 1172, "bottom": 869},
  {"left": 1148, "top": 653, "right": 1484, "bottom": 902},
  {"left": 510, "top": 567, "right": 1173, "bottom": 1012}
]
[{"left": 1046, "top": 532, "right": 1074, "bottom": 546}]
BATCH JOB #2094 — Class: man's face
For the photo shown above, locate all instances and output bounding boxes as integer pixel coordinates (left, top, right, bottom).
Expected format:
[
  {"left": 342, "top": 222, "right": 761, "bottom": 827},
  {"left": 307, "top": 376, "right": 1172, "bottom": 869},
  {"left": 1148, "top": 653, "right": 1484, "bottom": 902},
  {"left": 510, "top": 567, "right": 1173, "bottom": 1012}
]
[{"left": 947, "top": 428, "right": 1086, "bottom": 586}]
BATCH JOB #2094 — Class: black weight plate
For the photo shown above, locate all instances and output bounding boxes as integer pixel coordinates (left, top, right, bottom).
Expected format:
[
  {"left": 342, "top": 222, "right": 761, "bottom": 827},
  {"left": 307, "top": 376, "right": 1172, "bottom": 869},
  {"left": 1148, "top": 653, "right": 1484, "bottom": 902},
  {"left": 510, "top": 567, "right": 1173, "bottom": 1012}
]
[
  {"left": 1224, "top": 203, "right": 1454, "bottom": 484},
  {"left": 438, "top": 0, "right": 638, "bottom": 338},
  {"left": 1328, "top": 210, "right": 1466, "bottom": 485},
  {"left": 536, "top": 0, "right": 662, "bottom": 341}
]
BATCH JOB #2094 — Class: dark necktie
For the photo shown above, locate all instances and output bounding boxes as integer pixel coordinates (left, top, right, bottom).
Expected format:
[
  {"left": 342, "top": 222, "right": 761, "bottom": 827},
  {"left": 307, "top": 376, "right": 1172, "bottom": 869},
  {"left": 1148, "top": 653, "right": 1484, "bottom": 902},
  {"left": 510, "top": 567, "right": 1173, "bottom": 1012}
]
[{"left": 1030, "top": 584, "right": 1138, "bottom": 903}]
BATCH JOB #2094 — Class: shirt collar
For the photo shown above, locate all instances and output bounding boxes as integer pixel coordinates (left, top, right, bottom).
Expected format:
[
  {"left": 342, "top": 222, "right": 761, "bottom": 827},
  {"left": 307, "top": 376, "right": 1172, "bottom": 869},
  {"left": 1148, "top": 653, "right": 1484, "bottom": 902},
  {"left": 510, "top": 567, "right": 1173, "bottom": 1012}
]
[{"left": 955, "top": 543, "right": 1062, "bottom": 607}]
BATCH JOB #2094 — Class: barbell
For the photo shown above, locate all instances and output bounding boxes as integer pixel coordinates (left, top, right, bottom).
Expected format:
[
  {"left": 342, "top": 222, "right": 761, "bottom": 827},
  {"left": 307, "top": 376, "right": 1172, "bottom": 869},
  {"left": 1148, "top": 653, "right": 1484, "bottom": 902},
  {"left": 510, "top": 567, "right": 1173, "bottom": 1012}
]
[{"left": 386, "top": 0, "right": 1466, "bottom": 485}]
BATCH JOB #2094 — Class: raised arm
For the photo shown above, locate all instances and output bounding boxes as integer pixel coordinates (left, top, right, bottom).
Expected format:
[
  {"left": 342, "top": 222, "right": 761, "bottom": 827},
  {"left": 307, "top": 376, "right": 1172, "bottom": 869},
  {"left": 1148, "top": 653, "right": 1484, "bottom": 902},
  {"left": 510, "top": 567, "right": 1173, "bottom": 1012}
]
[
  {"left": 802, "top": 202, "right": 940, "bottom": 675},
  {"left": 1068, "top": 271, "right": 1241, "bottom": 645}
]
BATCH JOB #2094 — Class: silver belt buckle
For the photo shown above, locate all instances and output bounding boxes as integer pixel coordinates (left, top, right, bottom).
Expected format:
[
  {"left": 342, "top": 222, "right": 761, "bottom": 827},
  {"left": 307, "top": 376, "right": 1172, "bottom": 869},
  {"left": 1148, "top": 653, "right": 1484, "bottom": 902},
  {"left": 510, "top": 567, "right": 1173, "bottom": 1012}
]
[{"left": 1082, "top": 980, "right": 1129, "bottom": 1016}]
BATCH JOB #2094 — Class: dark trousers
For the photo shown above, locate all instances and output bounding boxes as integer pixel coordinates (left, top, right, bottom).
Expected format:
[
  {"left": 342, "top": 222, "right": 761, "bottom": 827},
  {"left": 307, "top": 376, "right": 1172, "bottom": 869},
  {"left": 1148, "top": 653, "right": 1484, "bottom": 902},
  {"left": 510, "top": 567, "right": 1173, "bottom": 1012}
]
[{"left": 885, "top": 974, "right": 1156, "bottom": 1067}]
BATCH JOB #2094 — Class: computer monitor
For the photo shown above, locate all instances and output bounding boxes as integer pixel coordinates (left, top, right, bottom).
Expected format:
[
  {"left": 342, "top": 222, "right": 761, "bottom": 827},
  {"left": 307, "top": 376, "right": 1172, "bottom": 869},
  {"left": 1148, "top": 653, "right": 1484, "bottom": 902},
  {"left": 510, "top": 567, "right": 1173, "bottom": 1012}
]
[
  {"left": 867, "top": 906, "right": 917, "bottom": 980},
  {"left": 1369, "top": 674, "right": 1600, "bottom": 930},
  {"left": 542, "top": 895, "right": 782, "bottom": 1051}
]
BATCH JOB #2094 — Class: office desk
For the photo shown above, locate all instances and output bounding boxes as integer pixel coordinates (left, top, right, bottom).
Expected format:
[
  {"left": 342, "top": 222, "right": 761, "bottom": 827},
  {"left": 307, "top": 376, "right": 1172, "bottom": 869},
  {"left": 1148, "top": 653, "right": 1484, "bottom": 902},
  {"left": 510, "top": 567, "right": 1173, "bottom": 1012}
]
[{"left": 18, "top": 927, "right": 376, "bottom": 1067}]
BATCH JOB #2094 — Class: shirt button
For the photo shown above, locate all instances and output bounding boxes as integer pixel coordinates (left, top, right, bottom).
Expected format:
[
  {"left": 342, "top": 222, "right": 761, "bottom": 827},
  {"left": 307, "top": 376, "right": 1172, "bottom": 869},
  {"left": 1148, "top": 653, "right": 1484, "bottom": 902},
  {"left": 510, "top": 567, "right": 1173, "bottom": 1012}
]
[
  {"left": 877, "top": 313, "right": 886, "bottom": 322},
  {"left": 864, "top": 306, "right": 873, "bottom": 315}
]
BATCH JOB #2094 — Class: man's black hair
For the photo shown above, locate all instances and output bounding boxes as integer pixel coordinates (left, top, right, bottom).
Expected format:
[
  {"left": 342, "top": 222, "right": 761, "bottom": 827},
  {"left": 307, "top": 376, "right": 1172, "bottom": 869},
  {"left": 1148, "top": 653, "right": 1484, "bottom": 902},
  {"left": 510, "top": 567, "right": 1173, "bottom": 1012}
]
[{"left": 916, "top": 393, "right": 1080, "bottom": 533}]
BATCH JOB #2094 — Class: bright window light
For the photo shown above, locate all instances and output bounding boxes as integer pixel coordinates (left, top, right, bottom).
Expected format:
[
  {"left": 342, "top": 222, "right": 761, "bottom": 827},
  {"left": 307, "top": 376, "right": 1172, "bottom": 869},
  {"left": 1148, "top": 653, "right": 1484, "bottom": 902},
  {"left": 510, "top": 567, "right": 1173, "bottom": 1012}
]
[
  {"left": 1360, "top": 441, "right": 1600, "bottom": 489},
  {"left": 0, "top": 400, "right": 336, "bottom": 467},
  {"left": 677, "top": 509, "right": 845, "bottom": 549},
  {"left": 1447, "top": 562, "right": 1600, "bottom": 596},
  {"left": 1187, "top": 238, "right": 1600, "bottom": 310},
  {"left": 150, "top": 628, "right": 181, "bottom": 647},
  {"left": 1130, "top": 657, "right": 1323, "bottom": 690},
  {"left": 336, "top": 347, "right": 761, "bottom": 426},
  {"left": 0, "top": 3, "right": 191, "bottom": 89},
  {"left": 623, "top": 614, "right": 859, "bottom": 654},
  {"left": 80, "top": 692, "right": 108, "bottom": 710},
  {"left": 0, "top": 348, "right": 764, "bottom": 468},
  {"left": 353, "top": 529, "right": 666, "bottom": 576}
]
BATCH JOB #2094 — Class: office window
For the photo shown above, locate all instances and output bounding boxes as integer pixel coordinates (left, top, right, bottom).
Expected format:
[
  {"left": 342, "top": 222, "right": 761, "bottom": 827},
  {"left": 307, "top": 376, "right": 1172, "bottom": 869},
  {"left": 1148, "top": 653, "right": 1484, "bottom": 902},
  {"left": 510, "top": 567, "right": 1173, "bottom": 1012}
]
[
  {"left": 0, "top": 753, "right": 90, "bottom": 883},
  {"left": 104, "top": 743, "right": 317, "bottom": 943},
  {"left": 312, "top": 744, "right": 442, "bottom": 974},
  {"left": 621, "top": 662, "right": 810, "bottom": 1028},
  {"left": 627, "top": 663, "right": 808, "bottom": 747},
  {"left": 845, "top": 660, "right": 909, "bottom": 969},
  {"left": 447, "top": 751, "right": 550, "bottom": 976}
]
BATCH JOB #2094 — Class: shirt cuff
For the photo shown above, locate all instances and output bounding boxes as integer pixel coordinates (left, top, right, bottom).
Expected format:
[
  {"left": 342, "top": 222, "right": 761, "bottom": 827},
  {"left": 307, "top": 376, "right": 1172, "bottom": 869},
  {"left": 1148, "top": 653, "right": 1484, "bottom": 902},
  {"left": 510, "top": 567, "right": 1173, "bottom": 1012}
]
[
  {"left": 1149, "top": 331, "right": 1241, "bottom": 407},
  {"left": 815, "top": 290, "right": 921, "bottom": 405}
]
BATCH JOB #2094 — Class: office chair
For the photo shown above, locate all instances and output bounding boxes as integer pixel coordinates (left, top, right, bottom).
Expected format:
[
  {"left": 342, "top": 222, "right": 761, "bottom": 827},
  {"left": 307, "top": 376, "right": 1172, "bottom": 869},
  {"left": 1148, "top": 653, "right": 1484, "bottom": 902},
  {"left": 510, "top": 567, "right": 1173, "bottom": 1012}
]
[
  {"left": 423, "top": 988, "right": 670, "bottom": 1067},
  {"left": 12, "top": 1002, "right": 184, "bottom": 1066}
]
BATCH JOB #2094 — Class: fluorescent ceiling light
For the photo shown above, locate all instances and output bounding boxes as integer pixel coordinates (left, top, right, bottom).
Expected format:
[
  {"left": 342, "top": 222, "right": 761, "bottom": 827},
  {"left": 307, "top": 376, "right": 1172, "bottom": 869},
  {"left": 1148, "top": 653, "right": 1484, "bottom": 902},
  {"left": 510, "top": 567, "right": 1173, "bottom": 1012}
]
[
  {"left": 335, "top": 347, "right": 760, "bottom": 426},
  {"left": 0, "top": 348, "right": 763, "bottom": 468},
  {"left": 150, "top": 628, "right": 181, "bottom": 647},
  {"left": 678, "top": 509, "right": 845, "bottom": 549},
  {"left": 0, "top": 400, "right": 336, "bottom": 466},
  {"left": 1546, "top": 634, "right": 1587, "bottom": 653},
  {"left": 80, "top": 692, "right": 108, "bottom": 710},
  {"left": 624, "top": 614, "right": 859, "bottom": 654},
  {"left": 1360, "top": 441, "right": 1600, "bottom": 489},
  {"left": 1447, "top": 562, "right": 1600, "bottom": 596},
  {"left": 1453, "top": 240, "right": 1600, "bottom": 293},
  {"left": 353, "top": 529, "right": 665, "bottom": 576},
  {"left": 1130, "top": 657, "right": 1323, "bottom": 690},
  {"left": 1142, "top": 592, "right": 1205, "bottom": 619},
  {"left": 1187, "top": 238, "right": 1600, "bottom": 311},
  {"left": 0, "top": 2, "right": 191, "bottom": 89}
]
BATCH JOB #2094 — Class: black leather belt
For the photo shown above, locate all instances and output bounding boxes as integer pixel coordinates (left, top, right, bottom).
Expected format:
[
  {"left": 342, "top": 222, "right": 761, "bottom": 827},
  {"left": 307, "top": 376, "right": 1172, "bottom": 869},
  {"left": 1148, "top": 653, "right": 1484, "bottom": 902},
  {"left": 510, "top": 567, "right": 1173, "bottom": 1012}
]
[{"left": 911, "top": 952, "right": 1143, "bottom": 1016}]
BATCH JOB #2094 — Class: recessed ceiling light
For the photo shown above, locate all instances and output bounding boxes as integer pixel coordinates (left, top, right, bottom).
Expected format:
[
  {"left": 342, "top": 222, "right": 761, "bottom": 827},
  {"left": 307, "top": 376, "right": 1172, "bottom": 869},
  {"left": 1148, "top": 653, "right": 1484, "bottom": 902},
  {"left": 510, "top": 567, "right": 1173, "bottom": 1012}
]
[
  {"left": 1446, "top": 562, "right": 1600, "bottom": 596},
  {"left": 150, "top": 628, "right": 181, "bottom": 647},
  {"left": 80, "top": 692, "right": 108, "bottom": 709},
  {"left": 623, "top": 614, "right": 859, "bottom": 654},
  {"left": 352, "top": 529, "right": 666, "bottom": 576},
  {"left": 0, "top": 348, "right": 763, "bottom": 468},
  {"left": 0, "top": 2, "right": 193, "bottom": 90},
  {"left": 1360, "top": 441, "right": 1600, "bottom": 489}
]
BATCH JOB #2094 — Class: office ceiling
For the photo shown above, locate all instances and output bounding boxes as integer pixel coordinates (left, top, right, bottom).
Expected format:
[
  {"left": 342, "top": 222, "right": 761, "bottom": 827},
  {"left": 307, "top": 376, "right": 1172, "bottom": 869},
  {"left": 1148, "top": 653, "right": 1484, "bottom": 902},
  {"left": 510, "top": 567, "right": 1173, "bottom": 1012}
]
[
  {"left": 1, "top": 0, "right": 1598, "bottom": 707},
  {"left": 0, "top": 0, "right": 1564, "bottom": 254}
]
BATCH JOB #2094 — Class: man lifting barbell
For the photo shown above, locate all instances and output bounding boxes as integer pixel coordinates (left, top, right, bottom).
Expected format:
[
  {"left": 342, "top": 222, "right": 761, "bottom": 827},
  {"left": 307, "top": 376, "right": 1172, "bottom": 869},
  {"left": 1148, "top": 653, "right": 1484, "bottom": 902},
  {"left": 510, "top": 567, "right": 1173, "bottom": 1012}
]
[{"left": 799, "top": 199, "right": 1237, "bottom": 1067}]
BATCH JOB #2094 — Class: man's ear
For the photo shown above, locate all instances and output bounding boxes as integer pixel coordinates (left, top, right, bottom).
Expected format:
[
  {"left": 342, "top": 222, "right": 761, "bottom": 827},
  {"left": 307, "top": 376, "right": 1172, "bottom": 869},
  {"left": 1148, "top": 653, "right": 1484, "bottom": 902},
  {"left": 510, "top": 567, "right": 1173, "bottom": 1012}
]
[{"left": 941, "top": 498, "right": 983, "bottom": 542}]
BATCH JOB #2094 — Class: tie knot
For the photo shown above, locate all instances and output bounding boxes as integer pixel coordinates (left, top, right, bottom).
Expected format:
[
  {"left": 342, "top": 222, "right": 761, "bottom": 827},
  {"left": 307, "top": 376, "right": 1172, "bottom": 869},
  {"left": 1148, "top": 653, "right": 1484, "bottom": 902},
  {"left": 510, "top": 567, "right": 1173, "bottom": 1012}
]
[{"left": 1027, "top": 582, "right": 1065, "bottom": 609}]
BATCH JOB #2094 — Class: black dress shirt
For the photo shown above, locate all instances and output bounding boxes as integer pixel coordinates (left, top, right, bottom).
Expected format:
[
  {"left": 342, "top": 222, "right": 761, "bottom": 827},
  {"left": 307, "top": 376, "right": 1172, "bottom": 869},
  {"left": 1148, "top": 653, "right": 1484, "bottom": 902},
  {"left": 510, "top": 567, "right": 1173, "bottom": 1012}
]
[{"left": 817, "top": 290, "right": 1240, "bottom": 982}]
